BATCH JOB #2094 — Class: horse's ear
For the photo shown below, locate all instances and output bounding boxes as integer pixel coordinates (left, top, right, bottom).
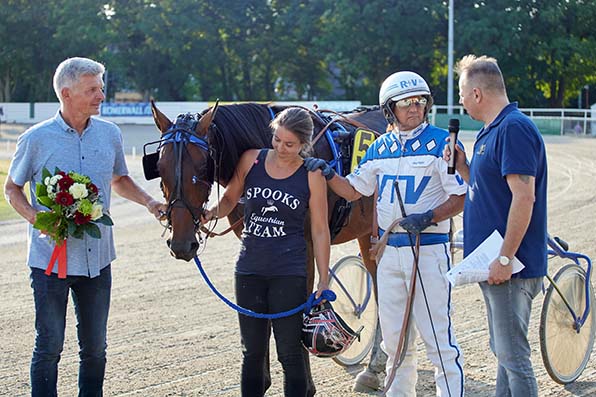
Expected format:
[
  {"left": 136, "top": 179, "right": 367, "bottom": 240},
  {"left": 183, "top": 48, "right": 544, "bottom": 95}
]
[
  {"left": 197, "top": 99, "right": 220, "bottom": 135},
  {"left": 150, "top": 99, "right": 172, "bottom": 134}
]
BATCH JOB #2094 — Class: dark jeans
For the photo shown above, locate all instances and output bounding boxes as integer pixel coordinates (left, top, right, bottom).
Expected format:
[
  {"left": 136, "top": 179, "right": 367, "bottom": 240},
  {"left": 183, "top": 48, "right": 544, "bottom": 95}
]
[
  {"left": 236, "top": 274, "right": 308, "bottom": 397},
  {"left": 30, "top": 265, "right": 112, "bottom": 397}
]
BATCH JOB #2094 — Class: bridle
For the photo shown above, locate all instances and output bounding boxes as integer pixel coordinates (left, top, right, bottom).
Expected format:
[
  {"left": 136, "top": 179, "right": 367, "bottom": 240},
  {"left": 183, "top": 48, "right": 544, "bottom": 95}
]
[{"left": 150, "top": 113, "right": 215, "bottom": 235}]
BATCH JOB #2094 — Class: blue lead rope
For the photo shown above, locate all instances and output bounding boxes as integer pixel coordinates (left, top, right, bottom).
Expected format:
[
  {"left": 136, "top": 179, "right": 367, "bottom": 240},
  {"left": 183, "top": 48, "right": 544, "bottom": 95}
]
[{"left": 193, "top": 256, "right": 336, "bottom": 319}]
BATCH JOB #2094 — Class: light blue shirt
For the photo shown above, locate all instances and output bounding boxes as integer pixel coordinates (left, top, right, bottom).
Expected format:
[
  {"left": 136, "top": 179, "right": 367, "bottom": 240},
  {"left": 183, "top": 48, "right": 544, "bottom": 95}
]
[{"left": 9, "top": 112, "right": 128, "bottom": 277}]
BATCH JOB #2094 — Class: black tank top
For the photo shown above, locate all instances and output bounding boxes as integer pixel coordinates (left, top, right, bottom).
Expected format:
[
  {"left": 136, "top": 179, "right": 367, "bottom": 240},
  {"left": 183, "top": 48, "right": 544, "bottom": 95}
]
[{"left": 236, "top": 149, "right": 310, "bottom": 277}]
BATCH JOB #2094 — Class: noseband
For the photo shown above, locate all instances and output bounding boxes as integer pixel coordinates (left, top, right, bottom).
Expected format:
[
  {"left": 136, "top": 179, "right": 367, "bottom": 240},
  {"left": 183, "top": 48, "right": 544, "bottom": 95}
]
[{"left": 157, "top": 114, "right": 214, "bottom": 234}]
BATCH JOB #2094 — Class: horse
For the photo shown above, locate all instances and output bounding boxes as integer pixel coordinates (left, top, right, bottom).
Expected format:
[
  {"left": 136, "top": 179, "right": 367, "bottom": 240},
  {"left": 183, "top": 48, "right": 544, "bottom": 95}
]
[
  {"left": 147, "top": 101, "right": 388, "bottom": 293},
  {"left": 145, "top": 101, "right": 389, "bottom": 392}
]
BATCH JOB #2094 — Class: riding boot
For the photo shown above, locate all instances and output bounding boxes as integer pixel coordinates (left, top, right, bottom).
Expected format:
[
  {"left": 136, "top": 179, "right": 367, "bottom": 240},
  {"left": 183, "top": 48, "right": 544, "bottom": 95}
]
[{"left": 353, "top": 321, "right": 387, "bottom": 392}]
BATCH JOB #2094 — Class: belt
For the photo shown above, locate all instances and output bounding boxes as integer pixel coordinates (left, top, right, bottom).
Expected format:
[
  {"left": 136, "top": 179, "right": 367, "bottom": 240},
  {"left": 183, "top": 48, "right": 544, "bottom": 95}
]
[{"left": 378, "top": 229, "right": 449, "bottom": 247}]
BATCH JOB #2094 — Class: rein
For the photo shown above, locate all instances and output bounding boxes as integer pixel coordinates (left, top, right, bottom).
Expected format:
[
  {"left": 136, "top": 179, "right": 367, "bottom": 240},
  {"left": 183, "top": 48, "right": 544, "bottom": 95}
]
[
  {"left": 382, "top": 180, "right": 452, "bottom": 396},
  {"left": 382, "top": 235, "right": 419, "bottom": 395},
  {"left": 199, "top": 217, "right": 243, "bottom": 237}
]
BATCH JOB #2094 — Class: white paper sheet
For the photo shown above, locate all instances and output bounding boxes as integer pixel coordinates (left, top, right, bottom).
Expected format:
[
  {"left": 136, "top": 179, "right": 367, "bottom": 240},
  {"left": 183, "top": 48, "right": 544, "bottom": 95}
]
[{"left": 446, "top": 230, "right": 525, "bottom": 287}]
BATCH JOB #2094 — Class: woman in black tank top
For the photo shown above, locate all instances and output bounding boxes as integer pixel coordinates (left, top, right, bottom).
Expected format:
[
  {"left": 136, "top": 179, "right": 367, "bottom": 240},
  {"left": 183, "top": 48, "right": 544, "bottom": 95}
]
[{"left": 202, "top": 108, "right": 330, "bottom": 397}]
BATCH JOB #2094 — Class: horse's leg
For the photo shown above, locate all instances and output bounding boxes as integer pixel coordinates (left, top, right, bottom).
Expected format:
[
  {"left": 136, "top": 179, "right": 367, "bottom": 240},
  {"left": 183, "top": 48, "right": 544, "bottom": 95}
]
[
  {"left": 354, "top": 235, "right": 388, "bottom": 391},
  {"left": 357, "top": 234, "right": 378, "bottom": 296}
]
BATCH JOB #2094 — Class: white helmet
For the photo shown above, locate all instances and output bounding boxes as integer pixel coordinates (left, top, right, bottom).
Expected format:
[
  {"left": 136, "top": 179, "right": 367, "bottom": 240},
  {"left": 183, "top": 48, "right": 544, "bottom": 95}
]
[{"left": 379, "top": 71, "right": 432, "bottom": 124}]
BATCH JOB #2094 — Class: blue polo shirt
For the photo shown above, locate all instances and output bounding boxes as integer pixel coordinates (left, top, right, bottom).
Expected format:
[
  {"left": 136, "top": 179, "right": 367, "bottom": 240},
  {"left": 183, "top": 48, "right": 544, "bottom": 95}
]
[
  {"left": 463, "top": 103, "right": 547, "bottom": 278},
  {"left": 9, "top": 112, "right": 128, "bottom": 278}
]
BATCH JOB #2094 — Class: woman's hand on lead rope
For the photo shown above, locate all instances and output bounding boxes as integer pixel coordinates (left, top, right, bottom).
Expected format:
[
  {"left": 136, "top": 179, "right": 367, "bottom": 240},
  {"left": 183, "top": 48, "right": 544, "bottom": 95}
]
[{"left": 315, "top": 279, "right": 329, "bottom": 300}]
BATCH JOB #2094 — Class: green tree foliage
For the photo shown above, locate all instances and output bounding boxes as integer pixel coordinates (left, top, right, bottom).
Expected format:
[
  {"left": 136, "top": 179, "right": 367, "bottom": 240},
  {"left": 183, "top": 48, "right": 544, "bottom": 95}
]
[
  {"left": 106, "top": 0, "right": 213, "bottom": 101},
  {"left": 455, "top": 0, "right": 596, "bottom": 107},
  {"left": 1, "top": 0, "right": 595, "bottom": 106},
  {"left": 318, "top": 0, "right": 446, "bottom": 105},
  {"left": 525, "top": 0, "right": 596, "bottom": 107},
  {"left": 0, "top": 0, "right": 110, "bottom": 102},
  {"left": 271, "top": 0, "right": 331, "bottom": 100}
]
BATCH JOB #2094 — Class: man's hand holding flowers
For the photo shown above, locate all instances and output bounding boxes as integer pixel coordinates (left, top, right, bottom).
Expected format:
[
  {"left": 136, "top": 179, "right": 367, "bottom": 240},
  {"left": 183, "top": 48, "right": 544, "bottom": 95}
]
[{"left": 33, "top": 168, "right": 113, "bottom": 278}]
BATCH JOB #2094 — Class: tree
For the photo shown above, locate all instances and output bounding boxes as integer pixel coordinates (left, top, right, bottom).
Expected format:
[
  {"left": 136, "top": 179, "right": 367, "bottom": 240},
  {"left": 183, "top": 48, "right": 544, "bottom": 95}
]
[
  {"left": 317, "top": 0, "right": 446, "bottom": 105},
  {"left": 0, "top": 0, "right": 109, "bottom": 102},
  {"left": 455, "top": 0, "right": 596, "bottom": 107},
  {"left": 2, "top": 0, "right": 595, "bottom": 106},
  {"left": 270, "top": 0, "right": 331, "bottom": 100},
  {"left": 106, "top": 0, "right": 214, "bottom": 101}
]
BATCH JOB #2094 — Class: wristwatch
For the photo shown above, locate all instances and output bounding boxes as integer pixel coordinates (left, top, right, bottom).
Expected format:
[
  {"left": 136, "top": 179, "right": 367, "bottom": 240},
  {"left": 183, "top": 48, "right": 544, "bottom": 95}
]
[{"left": 498, "top": 255, "right": 512, "bottom": 266}]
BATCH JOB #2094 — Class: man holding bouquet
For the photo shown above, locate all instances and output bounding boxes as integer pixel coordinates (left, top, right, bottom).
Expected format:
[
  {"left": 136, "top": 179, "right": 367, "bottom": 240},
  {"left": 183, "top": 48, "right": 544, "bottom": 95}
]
[{"left": 4, "top": 57, "right": 166, "bottom": 396}]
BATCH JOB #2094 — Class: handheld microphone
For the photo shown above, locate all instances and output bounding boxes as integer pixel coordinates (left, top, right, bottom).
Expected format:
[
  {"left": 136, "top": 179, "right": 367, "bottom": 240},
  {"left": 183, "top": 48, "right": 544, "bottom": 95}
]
[{"left": 447, "top": 118, "right": 459, "bottom": 174}]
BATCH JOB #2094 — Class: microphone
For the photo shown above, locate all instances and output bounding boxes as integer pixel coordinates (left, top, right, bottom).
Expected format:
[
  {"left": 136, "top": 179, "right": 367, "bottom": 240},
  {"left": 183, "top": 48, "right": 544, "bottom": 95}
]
[{"left": 447, "top": 118, "right": 459, "bottom": 174}]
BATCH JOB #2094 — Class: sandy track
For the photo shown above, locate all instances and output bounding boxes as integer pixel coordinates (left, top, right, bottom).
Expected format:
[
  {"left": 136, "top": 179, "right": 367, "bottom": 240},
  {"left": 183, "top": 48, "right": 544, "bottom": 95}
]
[{"left": 1, "top": 132, "right": 596, "bottom": 396}]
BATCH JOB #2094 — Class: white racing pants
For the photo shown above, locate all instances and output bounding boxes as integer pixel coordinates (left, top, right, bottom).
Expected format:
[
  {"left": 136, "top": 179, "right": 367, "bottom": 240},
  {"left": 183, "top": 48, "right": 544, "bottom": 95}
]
[{"left": 378, "top": 242, "right": 465, "bottom": 397}]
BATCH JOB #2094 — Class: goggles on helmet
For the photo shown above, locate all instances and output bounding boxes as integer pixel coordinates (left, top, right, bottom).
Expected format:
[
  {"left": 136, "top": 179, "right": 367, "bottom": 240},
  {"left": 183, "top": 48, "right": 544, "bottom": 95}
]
[{"left": 394, "top": 97, "right": 428, "bottom": 109}]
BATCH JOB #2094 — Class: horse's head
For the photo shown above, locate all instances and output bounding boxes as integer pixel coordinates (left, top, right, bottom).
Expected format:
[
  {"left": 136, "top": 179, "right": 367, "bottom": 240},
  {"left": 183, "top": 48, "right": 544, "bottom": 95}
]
[{"left": 150, "top": 100, "right": 219, "bottom": 261}]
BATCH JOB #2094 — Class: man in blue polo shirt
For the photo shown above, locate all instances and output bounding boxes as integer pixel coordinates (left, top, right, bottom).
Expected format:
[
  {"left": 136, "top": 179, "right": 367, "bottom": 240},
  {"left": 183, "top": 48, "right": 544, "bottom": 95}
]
[
  {"left": 450, "top": 54, "right": 547, "bottom": 396},
  {"left": 4, "top": 57, "right": 166, "bottom": 396}
]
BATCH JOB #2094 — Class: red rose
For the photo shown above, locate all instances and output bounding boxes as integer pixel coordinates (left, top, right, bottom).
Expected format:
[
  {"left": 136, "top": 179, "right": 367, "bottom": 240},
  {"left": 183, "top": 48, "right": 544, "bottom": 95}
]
[
  {"left": 88, "top": 183, "right": 98, "bottom": 195},
  {"left": 55, "top": 191, "right": 74, "bottom": 206},
  {"left": 57, "top": 171, "right": 66, "bottom": 176},
  {"left": 58, "top": 175, "right": 74, "bottom": 190},
  {"left": 74, "top": 211, "right": 92, "bottom": 225}
]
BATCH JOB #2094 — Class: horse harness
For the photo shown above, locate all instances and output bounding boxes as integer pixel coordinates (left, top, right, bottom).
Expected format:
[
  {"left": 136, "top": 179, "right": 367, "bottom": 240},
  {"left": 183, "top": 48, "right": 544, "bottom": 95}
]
[
  {"left": 308, "top": 108, "right": 382, "bottom": 240},
  {"left": 143, "top": 113, "right": 216, "bottom": 236}
]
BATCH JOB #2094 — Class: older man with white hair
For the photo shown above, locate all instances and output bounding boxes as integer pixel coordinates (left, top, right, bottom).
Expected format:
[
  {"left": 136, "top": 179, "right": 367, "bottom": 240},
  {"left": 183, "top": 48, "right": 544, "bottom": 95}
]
[{"left": 4, "top": 57, "right": 165, "bottom": 396}]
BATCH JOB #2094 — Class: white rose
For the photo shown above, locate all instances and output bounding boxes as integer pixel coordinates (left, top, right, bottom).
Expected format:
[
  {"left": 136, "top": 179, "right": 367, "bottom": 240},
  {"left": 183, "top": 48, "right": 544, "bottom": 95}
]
[
  {"left": 50, "top": 175, "right": 63, "bottom": 185},
  {"left": 69, "top": 183, "right": 89, "bottom": 199},
  {"left": 90, "top": 203, "right": 104, "bottom": 221},
  {"left": 47, "top": 185, "right": 54, "bottom": 194},
  {"left": 44, "top": 176, "right": 51, "bottom": 186}
]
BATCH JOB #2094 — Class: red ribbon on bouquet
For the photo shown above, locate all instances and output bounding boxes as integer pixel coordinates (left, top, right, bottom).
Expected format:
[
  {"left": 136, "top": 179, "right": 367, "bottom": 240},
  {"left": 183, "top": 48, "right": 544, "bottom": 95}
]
[{"left": 45, "top": 240, "right": 67, "bottom": 279}]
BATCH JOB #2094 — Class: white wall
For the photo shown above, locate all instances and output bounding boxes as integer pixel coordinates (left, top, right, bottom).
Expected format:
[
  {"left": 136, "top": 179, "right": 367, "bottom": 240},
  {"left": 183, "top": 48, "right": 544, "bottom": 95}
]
[{"left": 0, "top": 101, "right": 361, "bottom": 125}]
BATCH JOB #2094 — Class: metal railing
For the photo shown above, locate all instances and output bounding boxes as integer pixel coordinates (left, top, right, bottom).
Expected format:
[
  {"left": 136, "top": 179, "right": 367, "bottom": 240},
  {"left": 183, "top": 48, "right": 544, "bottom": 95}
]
[{"left": 431, "top": 105, "right": 595, "bottom": 136}]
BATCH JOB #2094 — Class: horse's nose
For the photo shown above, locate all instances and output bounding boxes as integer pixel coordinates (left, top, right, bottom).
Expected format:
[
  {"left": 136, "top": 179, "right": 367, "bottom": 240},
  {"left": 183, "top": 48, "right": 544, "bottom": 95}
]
[{"left": 168, "top": 239, "right": 199, "bottom": 262}]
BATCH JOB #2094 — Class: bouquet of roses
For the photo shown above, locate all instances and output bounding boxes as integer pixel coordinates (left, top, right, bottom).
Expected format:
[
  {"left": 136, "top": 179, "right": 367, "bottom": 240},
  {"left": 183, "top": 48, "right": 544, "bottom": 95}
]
[{"left": 33, "top": 167, "right": 113, "bottom": 278}]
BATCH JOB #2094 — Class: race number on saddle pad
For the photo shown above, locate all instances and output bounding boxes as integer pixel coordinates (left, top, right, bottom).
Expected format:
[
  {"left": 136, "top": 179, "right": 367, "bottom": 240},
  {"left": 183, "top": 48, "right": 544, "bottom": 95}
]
[{"left": 351, "top": 128, "right": 377, "bottom": 172}]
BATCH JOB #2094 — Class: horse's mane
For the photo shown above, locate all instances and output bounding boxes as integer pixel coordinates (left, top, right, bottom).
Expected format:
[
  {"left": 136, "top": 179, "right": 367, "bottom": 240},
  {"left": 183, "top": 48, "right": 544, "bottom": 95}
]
[{"left": 208, "top": 103, "right": 274, "bottom": 184}]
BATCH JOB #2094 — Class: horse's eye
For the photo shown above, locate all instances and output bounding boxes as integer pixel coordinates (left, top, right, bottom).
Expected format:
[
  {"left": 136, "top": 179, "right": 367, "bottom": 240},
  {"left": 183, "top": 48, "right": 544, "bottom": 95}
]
[{"left": 192, "top": 176, "right": 198, "bottom": 185}]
